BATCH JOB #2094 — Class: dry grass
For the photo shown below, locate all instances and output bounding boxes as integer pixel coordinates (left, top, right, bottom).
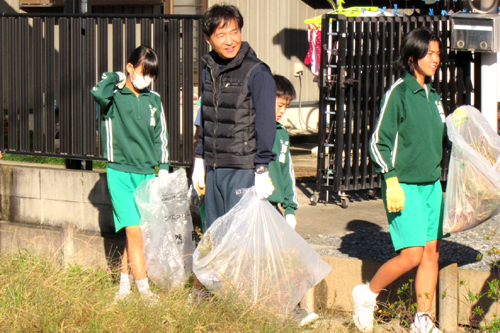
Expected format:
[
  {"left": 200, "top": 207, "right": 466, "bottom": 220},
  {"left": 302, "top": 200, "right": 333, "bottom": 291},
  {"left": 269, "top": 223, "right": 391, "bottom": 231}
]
[{"left": 0, "top": 251, "right": 358, "bottom": 333}]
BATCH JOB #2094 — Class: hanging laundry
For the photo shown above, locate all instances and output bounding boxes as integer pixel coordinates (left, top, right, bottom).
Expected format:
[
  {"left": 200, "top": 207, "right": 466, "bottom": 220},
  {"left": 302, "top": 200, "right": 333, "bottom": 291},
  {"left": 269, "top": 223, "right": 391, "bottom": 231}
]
[{"left": 304, "top": 24, "right": 321, "bottom": 76}]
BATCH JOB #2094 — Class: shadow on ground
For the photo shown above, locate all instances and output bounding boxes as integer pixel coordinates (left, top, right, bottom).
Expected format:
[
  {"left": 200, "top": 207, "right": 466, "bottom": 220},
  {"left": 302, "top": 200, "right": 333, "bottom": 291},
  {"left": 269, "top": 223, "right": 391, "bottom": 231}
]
[
  {"left": 296, "top": 182, "right": 383, "bottom": 207},
  {"left": 338, "top": 221, "right": 481, "bottom": 268}
]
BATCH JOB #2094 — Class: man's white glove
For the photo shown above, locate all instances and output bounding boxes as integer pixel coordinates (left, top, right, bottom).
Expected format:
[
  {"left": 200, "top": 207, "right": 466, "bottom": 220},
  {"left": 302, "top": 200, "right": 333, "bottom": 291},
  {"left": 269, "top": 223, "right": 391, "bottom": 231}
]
[
  {"left": 115, "top": 71, "right": 127, "bottom": 89},
  {"left": 285, "top": 215, "right": 297, "bottom": 229},
  {"left": 192, "top": 157, "right": 205, "bottom": 196},
  {"left": 254, "top": 171, "right": 274, "bottom": 199},
  {"left": 158, "top": 169, "right": 169, "bottom": 191}
]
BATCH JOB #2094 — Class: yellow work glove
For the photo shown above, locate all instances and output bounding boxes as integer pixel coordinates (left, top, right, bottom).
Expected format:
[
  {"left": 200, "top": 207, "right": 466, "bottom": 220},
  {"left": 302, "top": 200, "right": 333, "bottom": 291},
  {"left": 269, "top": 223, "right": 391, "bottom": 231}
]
[{"left": 385, "top": 177, "right": 405, "bottom": 213}]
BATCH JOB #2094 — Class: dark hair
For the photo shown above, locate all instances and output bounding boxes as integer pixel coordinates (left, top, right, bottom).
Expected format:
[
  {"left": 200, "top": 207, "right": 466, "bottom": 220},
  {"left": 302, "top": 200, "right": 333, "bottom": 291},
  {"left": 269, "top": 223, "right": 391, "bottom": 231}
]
[
  {"left": 202, "top": 4, "right": 244, "bottom": 37},
  {"left": 395, "top": 26, "right": 441, "bottom": 78},
  {"left": 273, "top": 74, "right": 296, "bottom": 101},
  {"left": 127, "top": 45, "right": 159, "bottom": 80}
]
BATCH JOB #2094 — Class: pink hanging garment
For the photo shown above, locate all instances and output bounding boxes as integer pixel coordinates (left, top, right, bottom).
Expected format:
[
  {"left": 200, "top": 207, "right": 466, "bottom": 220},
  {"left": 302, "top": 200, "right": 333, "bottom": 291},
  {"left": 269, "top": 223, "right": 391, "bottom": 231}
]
[
  {"left": 304, "top": 25, "right": 316, "bottom": 66},
  {"left": 304, "top": 25, "right": 321, "bottom": 76}
]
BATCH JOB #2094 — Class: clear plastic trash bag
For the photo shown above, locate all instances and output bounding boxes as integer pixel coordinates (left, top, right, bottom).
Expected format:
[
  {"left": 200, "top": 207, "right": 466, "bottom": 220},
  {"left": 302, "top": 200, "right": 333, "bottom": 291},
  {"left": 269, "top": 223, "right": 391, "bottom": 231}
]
[
  {"left": 192, "top": 187, "right": 332, "bottom": 315},
  {"left": 135, "top": 168, "right": 195, "bottom": 288},
  {"left": 444, "top": 105, "right": 500, "bottom": 233}
]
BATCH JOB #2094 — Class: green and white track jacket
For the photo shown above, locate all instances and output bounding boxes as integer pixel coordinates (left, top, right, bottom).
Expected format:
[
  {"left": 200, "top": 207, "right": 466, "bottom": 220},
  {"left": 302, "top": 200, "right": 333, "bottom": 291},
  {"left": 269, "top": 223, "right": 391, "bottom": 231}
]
[
  {"left": 91, "top": 72, "right": 169, "bottom": 174},
  {"left": 370, "top": 72, "right": 446, "bottom": 184},
  {"left": 267, "top": 122, "right": 299, "bottom": 215}
]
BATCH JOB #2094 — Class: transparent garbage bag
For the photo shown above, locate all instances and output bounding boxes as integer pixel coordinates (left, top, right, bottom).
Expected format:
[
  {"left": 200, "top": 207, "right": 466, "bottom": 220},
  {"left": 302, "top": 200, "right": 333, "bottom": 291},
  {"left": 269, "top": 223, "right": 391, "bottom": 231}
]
[
  {"left": 135, "top": 168, "right": 195, "bottom": 288},
  {"left": 444, "top": 105, "right": 500, "bottom": 233},
  {"left": 192, "top": 187, "right": 332, "bottom": 315}
]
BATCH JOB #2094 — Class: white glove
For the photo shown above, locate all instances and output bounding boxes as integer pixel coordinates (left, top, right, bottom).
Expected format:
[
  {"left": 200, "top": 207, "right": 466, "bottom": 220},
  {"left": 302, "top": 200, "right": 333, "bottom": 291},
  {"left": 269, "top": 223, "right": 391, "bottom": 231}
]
[
  {"left": 158, "top": 169, "right": 169, "bottom": 191},
  {"left": 254, "top": 171, "right": 274, "bottom": 199},
  {"left": 285, "top": 215, "right": 297, "bottom": 229},
  {"left": 115, "top": 71, "right": 127, "bottom": 89},
  {"left": 192, "top": 157, "right": 205, "bottom": 195}
]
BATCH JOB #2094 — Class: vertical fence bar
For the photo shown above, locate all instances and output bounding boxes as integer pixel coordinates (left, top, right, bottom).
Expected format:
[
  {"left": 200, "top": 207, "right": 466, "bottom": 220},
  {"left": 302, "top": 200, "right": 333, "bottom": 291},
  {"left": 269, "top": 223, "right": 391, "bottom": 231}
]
[
  {"left": 333, "top": 16, "right": 347, "bottom": 192},
  {"left": 45, "top": 17, "right": 55, "bottom": 153},
  {"left": 141, "top": 18, "right": 151, "bottom": 46},
  {"left": 368, "top": 18, "right": 378, "bottom": 189},
  {"left": 360, "top": 18, "right": 371, "bottom": 189},
  {"left": 8, "top": 17, "right": 17, "bottom": 151},
  {"left": 153, "top": 17, "right": 167, "bottom": 100},
  {"left": 96, "top": 17, "right": 109, "bottom": 157},
  {"left": 59, "top": 17, "right": 71, "bottom": 154},
  {"left": 125, "top": 17, "right": 135, "bottom": 57},
  {"left": 316, "top": 14, "right": 329, "bottom": 197},
  {"left": 352, "top": 18, "right": 363, "bottom": 190},
  {"left": 182, "top": 19, "right": 194, "bottom": 164},
  {"left": 20, "top": 17, "right": 30, "bottom": 151},
  {"left": 72, "top": 17, "right": 83, "bottom": 155},
  {"left": 343, "top": 17, "right": 355, "bottom": 190},
  {"left": 167, "top": 19, "right": 181, "bottom": 162},
  {"left": 0, "top": 17, "right": 4, "bottom": 150},
  {"left": 33, "top": 17, "right": 43, "bottom": 152},
  {"left": 85, "top": 17, "right": 97, "bottom": 156},
  {"left": 112, "top": 18, "right": 124, "bottom": 71}
]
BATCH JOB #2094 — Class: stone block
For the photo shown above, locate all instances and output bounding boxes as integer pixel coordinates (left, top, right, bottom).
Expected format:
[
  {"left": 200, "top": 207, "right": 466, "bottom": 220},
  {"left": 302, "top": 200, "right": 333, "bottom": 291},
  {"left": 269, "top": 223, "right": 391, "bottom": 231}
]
[
  {"left": 41, "top": 199, "right": 82, "bottom": 227},
  {"left": 0, "top": 221, "right": 63, "bottom": 262},
  {"left": 40, "top": 168, "right": 83, "bottom": 202},
  {"left": 1, "top": 166, "right": 40, "bottom": 198},
  {"left": 5, "top": 197, "right": 42, "bottom": 224}
]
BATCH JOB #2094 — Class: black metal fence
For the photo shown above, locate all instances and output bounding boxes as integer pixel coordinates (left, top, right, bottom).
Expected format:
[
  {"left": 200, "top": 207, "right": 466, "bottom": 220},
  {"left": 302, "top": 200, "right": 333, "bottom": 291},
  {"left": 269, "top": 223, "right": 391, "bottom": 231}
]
[
  {"left": 0, "top": 13, "right": 208, "bottom": 167},
  {"left": 316, "top": 14, "right": 477, "bottom": 200}
]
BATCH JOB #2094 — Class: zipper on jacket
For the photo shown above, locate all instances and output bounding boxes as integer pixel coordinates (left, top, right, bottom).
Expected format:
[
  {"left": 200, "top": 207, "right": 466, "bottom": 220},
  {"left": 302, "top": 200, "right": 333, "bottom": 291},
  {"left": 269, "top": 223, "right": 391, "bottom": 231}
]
[{"left": 208, "top": 65, "right": 218, "bottom": 168}]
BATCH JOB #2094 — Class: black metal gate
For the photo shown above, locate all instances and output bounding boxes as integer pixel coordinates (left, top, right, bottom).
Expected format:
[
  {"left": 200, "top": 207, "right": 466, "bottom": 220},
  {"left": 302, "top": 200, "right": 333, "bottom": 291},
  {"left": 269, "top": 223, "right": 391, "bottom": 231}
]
[
  {"left": 0, "top": 13, "right": 208, "bottom": 167},
  {"left": 316, "top": 14, "right": 477, "bottom": 204}
]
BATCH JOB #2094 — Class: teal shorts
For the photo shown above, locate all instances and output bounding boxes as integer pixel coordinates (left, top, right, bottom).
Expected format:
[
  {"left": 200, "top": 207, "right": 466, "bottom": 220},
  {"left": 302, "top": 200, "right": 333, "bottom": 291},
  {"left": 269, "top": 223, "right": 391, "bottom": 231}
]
[
  {"left": 106, "top": 167, "right": 155, "bottom": 232},
  {"left": 382, "top": 179, "right": 447, "bottom": 251}
]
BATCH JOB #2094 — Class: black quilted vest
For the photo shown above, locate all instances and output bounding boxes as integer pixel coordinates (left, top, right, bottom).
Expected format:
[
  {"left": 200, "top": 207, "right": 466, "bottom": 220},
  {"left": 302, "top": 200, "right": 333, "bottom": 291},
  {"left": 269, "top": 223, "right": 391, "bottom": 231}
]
[{"left": 201, "top": 42, "right": 267, "bottom": 169}]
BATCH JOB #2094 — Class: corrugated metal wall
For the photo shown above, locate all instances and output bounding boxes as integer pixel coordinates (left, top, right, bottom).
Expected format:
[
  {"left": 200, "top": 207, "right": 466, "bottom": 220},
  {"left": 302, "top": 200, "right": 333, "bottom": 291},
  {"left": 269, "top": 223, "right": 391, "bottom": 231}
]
[{"left": 208, "top": 0, "right": 328, "bottom": 102}]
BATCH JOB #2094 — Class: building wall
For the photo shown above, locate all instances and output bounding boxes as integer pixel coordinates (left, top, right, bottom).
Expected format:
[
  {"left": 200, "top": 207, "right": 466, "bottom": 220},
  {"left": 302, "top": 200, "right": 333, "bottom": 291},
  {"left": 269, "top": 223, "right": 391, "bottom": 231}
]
[{"left": 208, "top": 0, "right": 328, "bottom": 102}]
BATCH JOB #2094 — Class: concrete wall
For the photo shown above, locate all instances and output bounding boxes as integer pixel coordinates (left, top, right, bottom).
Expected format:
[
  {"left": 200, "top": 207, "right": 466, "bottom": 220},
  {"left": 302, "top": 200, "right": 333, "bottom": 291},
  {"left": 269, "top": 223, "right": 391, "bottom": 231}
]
[
  {"left": 0, "top": 161, "right": 124, "bottom": 269},
  {"left": 0, "top": 161, "right": 497, "bottom": 331}
]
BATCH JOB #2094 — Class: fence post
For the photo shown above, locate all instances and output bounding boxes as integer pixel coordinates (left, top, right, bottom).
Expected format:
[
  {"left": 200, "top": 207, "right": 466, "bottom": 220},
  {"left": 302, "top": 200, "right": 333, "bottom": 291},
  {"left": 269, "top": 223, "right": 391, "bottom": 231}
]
[{"left": 439, "top": 263, "right": 458, "bottom": 332}]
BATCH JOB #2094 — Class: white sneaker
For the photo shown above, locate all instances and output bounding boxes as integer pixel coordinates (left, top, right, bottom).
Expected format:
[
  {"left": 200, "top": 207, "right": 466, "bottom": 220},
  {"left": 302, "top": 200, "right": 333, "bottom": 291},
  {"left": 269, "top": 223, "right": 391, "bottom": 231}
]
[
  {"left": 352, "top": 285, "right": 378, "bottom": 333},
  {"left": 411, "top": 314, "right": 443, "bottom": 333}
]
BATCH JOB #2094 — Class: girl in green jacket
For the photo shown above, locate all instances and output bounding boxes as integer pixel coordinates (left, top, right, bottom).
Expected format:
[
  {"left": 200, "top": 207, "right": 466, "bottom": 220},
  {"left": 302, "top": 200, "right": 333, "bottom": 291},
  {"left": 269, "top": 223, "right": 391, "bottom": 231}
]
[
  {"left": 91, "top": 46, "right": 169, "bottom": 303},
  {"left": 353, "top": 27, "right": 446, "bottom": 333}
]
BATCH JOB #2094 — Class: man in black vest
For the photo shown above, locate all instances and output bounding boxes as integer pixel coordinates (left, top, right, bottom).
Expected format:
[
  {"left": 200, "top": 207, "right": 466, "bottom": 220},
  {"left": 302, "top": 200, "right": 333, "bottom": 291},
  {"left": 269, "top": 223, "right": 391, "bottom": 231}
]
[{"left": 192, "top": 4, "right": 277, "bottom": 229}]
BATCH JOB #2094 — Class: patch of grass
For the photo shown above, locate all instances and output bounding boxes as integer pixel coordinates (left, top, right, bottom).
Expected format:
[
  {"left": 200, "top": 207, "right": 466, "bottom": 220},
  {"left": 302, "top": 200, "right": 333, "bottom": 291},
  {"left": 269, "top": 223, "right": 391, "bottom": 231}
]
[
  {"left": 1, "top": 154, "right": 108, "bottom": 169},
  {"left": 0, "top": 251, "right": 348, "bottom": 332}
]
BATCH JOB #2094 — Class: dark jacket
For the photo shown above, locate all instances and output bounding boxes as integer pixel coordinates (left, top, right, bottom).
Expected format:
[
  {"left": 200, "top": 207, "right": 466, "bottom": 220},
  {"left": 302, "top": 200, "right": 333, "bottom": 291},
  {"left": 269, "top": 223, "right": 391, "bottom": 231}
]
[{"left": 200, "top": 42, "right": 276, "bottom": 169}]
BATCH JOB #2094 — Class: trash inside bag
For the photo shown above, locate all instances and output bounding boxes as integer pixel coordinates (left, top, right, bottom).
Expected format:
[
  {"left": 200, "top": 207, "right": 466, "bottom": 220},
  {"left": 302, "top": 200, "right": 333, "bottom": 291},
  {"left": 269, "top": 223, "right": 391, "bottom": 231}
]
[
  {"left": 135, "top": 168, "right": 195, "bottom": 288},
  {"left": 192, "top": 188, "right": 332, "bottom": 315},
  {"left": 444, "top": 105, "right": 500, "bottom": 233}
]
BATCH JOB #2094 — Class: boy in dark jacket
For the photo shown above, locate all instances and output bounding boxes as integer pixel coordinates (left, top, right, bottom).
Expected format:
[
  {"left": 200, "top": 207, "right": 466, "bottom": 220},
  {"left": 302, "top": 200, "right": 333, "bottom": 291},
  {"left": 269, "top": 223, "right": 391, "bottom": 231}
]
[{"left": 267, "top": 75, "right": 299, "bottom": 229}]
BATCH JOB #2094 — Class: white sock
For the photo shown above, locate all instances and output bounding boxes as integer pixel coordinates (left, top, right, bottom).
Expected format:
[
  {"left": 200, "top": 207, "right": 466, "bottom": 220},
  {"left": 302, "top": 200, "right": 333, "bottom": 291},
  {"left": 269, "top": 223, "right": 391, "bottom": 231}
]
[
  {"left": 118, "top": 272, "right": 131, "bottom": 294},
  {"left": 136, "top": 278, "right": 151, "bottom": 295},
  {"left": 415, "top": 312, "right": 431, "bottom": 324},
  {"left": 366, "top": 285, "right": 379, "bottom": 300},
  {"left": 128, "top": 274, "right": 134, "bottom": 284}
]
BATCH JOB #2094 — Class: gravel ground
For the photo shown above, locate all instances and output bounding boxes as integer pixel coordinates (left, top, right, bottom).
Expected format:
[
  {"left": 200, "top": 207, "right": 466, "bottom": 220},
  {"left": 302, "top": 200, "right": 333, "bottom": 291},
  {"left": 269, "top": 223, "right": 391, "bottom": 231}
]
[{"left": 306, "top": 217, "right": 500, "bottom": 272}]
